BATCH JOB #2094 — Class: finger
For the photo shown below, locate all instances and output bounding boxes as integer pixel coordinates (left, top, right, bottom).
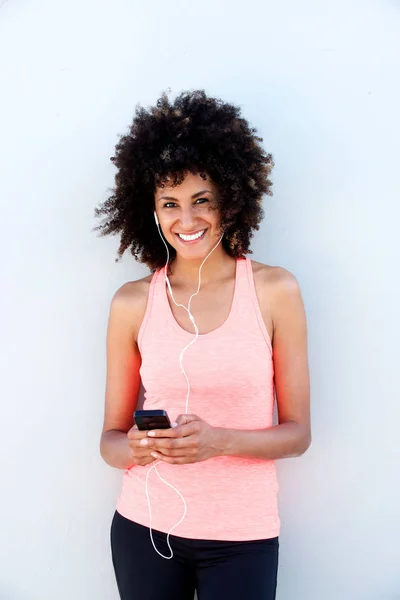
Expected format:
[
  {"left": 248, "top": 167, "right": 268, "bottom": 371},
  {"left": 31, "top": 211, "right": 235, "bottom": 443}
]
[
  {"left": 141, "top": 435, "right": 198, "bottom": 450},
  {"left": 127, "top": 428, "right": 150, "bottom": 440},
  {"left": 129, "top": 449, "right": 155, "bottom": 459},
  {"left": 147, "top": 421, "right": 199, "bottom": 439},
  {"left": 150, "top": 451, "right": 194, "bottom": 464},
  {"left": 152, "top": 447, "right": 197, "bottom": 458},
  {"left": 146, "top": 427, "right": 179, "bottom": 439},
  {"left": 175, "top": 414, "right": 201, "bottom": 426},
  {"left": 128, "top": 441, "right": 155, "bottom": 453}
]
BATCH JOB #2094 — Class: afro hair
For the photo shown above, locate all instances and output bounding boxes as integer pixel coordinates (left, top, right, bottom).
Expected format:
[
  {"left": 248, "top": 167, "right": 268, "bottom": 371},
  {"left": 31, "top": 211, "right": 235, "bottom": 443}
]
[{"left": 94, "top": 89, "right": 274, "bottom": 271}]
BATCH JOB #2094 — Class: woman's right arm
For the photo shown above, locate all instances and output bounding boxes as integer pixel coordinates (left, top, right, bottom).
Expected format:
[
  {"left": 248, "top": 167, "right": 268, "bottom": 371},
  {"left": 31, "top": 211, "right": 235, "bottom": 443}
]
[{"left": 100, "top": 281, "right": 154, "bottom": 469}]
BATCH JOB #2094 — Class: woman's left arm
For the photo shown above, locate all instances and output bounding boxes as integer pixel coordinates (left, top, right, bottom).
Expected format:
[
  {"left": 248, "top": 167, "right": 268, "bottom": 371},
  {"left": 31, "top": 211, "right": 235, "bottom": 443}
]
[
  {"left": 221, "top": 267, "right": 311, "bottom": 460},
  {"left": 143, "top": 268, "right": 311, "bottom": 463}
]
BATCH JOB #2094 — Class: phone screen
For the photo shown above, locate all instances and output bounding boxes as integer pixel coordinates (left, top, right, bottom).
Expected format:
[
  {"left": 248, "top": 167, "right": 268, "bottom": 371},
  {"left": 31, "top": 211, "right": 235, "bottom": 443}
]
[{"left": 134, "top": 410, "right": 171, "bottom": 431}]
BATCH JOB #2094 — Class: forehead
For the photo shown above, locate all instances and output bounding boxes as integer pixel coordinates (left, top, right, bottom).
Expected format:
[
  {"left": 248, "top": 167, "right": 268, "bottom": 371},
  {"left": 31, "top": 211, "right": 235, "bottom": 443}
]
[{"left": 155, "top": 172, "right": 217, "bottom": 199}]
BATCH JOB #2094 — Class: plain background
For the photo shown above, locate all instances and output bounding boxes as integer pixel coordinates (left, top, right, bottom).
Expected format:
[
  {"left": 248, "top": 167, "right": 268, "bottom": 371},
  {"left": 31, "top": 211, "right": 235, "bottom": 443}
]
[{"left": 1, "top": 1, "right": 399, "bottom": 599}]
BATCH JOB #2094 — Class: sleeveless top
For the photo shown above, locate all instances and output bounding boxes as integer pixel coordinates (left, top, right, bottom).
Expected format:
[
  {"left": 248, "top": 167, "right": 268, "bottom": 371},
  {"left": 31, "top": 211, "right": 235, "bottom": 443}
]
[{"left": 116, "top": 256, "right": 280, "bottom": 541}]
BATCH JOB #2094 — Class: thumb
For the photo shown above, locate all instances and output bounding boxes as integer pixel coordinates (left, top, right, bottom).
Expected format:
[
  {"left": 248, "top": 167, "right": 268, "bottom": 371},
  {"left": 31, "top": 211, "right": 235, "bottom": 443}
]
[
  {"left": 175, "top": 413, "right": 201, "bottom": 426},
  {"left": 127, "top": 424, "right": 138, "bottom": 439}
]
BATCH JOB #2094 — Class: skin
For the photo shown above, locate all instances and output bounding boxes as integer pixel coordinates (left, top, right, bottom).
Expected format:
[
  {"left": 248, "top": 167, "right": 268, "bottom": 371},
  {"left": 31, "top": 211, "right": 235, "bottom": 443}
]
[{"left": 100, "top": 172, "right": 311, "bottom": 469}]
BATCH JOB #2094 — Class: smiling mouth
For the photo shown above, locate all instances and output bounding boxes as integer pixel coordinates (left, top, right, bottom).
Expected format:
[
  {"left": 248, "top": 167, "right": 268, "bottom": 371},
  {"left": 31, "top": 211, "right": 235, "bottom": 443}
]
[{"left": 175, "top": 229, "right": 207, "bottom": 243}]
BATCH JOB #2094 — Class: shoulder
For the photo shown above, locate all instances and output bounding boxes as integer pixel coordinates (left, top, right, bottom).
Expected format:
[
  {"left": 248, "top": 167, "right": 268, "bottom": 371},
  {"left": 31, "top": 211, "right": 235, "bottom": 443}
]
[
  {"left": 250, "top": 259, "right": 300, "bottom": 296},
  {"left": 112, "top": 273, "right": 154, "bottom": 306},
  {"left": 249, "top": 259, "right": 304, "bottom": 325},
  {"left": 109, "top": 272, "right": 155, "bottom": 342}
]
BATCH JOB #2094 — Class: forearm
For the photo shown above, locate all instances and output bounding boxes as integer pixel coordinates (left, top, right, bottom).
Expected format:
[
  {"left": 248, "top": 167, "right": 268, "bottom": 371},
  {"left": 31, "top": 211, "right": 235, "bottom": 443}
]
[
  {"left": 100, "top": 430, "right": 136, "bottom": 469},
  {"left": 218, "top": 422, "right": 311, "bottom": 460}
]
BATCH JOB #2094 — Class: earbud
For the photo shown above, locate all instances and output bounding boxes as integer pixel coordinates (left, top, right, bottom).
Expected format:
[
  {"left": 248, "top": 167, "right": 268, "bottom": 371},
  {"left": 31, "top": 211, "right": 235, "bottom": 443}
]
[{"left": 154, "top": 211, "right": 159, "bottom": 226}]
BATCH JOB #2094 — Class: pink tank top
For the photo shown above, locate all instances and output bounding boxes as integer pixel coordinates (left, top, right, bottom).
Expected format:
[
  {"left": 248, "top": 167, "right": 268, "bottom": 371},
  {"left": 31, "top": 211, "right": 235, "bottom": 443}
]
[{"left": 116, "top": 256, "right": 280, "bottom": 541}]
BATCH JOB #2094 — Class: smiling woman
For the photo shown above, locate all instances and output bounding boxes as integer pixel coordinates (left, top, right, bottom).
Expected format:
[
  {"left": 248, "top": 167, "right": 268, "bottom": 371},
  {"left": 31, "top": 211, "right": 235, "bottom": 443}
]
[
  {"left": 94, "top": 89, "right": 274, "bottom": 270},
  {"left": 95, "top": 89, "right": 310, "bottom": 600}
]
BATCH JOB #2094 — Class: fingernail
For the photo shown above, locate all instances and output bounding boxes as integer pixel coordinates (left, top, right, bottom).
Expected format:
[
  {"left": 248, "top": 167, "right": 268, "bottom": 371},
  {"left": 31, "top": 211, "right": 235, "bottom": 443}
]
[
  {"left": 151, "top": 452, "right": 158, "bottom": 458},
  {"left": 148, "top": 431, "right": 156, "bottom": 437},
  {"left": 172, "top": 422, "right": 178, "bottom": 428},
  {"left": 140, "top": 439, "right": 148, "bottom": 446}
]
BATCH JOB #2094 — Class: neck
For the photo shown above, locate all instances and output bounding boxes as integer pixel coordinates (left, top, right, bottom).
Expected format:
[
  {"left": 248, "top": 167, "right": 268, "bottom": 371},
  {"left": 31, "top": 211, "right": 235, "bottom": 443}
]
[{"left": 169, "top": 246, "right": 235, "bottom": 287}]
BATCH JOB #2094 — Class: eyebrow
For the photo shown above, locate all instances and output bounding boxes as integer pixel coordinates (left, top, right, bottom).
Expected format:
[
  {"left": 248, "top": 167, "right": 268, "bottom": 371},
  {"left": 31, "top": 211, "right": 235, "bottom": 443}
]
[{"left": 157, "top": 189, "right": 214, "bottom": 202}]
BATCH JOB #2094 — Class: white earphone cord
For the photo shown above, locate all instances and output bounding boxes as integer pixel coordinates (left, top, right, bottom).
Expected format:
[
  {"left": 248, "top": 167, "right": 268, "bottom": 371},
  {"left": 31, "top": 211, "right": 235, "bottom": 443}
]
[{"left": 145, "top": 213, "right": 223, "bottom": 559}]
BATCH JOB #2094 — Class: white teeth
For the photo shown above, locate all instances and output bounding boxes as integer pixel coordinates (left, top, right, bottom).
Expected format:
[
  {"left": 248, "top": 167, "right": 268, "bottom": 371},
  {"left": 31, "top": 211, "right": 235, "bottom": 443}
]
[{"left": 178, "top": 230, "right": 205, "bottom": 241}]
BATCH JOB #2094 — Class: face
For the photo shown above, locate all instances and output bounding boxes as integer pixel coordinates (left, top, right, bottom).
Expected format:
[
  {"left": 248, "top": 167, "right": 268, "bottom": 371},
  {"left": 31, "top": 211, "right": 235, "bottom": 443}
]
[{"left": 154, "top": 172, "right": 223, "bottom": 260}]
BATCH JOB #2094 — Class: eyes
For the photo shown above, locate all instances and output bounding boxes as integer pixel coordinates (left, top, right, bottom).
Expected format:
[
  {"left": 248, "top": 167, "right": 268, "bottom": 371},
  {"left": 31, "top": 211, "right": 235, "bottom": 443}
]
[{"left": 163, "top": 198, "right": 209, "bottom": 209}]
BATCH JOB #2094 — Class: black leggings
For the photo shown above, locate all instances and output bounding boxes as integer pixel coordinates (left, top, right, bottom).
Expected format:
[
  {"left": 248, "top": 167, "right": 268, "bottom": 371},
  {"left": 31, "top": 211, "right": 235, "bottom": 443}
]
[{"left": 111, "top": 511, "right": 279, "bottom": 600}]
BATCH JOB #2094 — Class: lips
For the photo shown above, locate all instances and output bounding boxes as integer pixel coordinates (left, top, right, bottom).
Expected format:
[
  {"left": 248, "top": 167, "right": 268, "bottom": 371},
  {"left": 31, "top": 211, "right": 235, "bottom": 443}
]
[{"left": 175, "top": 229, "right": 207, "bottom": 243}]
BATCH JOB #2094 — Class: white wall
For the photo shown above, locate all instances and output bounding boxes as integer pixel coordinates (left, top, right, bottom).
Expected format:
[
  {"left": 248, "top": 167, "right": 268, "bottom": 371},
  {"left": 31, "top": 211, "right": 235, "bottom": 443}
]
[{"left": 1, "top": 1, "right": 399, "bottom": 598}]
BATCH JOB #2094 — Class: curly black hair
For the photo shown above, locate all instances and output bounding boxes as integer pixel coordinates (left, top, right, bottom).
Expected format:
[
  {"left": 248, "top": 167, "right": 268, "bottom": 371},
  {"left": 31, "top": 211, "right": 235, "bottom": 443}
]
[{"left": 94, "top": 89, "right": 274, "bottom": 271}]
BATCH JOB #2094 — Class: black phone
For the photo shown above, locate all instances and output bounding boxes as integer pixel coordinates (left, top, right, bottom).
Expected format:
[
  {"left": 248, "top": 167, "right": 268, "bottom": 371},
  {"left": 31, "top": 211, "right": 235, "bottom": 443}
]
[{"left": 134, "top": 410, "right": 172, "bottom": 431}]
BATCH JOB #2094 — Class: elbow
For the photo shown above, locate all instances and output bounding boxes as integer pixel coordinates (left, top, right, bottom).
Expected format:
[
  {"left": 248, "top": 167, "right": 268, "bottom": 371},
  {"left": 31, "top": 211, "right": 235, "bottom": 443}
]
[
  {"left": 296, "top": 428, "right": 311, "bottom": 456},
  {"left": 100, "top": 430, "right": 113, "bottom": 464},
  {"left": 99, "top": 433, "right": 107, "bottom": 463}
]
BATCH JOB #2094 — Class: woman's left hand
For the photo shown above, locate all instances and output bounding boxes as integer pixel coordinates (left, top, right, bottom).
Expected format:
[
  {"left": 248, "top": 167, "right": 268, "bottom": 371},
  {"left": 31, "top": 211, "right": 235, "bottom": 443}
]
[{"left": 139, "top": 414, "right": 225, "bottom": 464}]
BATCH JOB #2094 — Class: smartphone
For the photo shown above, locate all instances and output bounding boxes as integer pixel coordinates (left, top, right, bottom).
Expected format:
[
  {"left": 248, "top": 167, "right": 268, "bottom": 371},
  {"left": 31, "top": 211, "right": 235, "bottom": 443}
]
[{"left": 134, "top": 410, "right": 172, "bottom": 431}]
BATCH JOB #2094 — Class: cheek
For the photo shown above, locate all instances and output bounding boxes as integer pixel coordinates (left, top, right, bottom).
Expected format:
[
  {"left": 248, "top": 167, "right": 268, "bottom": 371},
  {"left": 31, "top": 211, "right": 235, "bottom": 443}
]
[
  {"left": 158, "top": 214, "right": 175, "bottom": 230},
  {"left": 204, "top": 206, "right": 221, "bottom": 226},
  {"left": 211, "top": 213, "right": 223, "bottom": 231}
]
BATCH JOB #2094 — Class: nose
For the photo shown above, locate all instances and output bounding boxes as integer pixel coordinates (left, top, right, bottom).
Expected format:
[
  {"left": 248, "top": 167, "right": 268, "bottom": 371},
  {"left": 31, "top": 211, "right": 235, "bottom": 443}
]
[{"left": 179, "top": 205, "right": 197, "bottom": 231}]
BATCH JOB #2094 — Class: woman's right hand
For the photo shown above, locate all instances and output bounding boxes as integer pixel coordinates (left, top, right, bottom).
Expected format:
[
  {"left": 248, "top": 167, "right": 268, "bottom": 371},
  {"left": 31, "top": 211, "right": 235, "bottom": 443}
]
[{"left": 127, "top": 425, "right": 156, "bottom": 466}]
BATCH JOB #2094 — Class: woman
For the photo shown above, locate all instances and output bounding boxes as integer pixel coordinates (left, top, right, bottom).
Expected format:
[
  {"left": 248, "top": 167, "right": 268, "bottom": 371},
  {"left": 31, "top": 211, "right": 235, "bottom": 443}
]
[{"left": 95, "top": 90, "right": 311, "bottom": 600}]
